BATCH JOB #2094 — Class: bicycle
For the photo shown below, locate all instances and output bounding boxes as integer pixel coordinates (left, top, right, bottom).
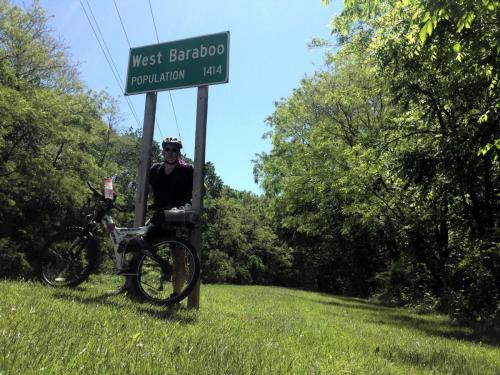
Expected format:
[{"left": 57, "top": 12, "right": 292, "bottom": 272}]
[{"left": 37, "top": 181, "right": 200, "bottom": 305}]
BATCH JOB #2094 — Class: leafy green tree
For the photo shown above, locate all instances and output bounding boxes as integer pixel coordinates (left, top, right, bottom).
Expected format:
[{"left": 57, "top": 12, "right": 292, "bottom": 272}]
[
  {"left": 254, "top": 0, "right": 498, "bottom": 325},
  {"left": 203, "top": 181, "right": 293, "bottom": 285},
  {"left": 328, "top": 0, "right": 499, "bottom": 320},
  {"left": 204, "top": 161, "right": 224, "bottom": 199},
  {"left": 0, "top": 1, "right": 124, "bottom": 275},
  {"left": 254, "top": 36, "right": 398, "bottom": 294}
]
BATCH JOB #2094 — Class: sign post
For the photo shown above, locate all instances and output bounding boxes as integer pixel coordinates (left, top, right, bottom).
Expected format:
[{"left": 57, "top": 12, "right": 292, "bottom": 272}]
[
  {"left": 188, "top": 85, "right": 208, "bottom": 309},
  {"left": 122, "top": 92, "right": 157, "bottom": 293},
  {"left": 134, "top": 92, "right": 157, "bottom": 226},
  {"left": 125, "top": 32, "right": 229, "bottom": 309}
]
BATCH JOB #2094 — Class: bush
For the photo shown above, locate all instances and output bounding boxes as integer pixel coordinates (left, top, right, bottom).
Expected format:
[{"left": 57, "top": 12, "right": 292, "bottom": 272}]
[
  {"left": 374, "top": 255, "right": 436, "bottom": 309},
  {"left": 448, "top": 239, "right": 500, "bottom": 326},
  {"left": 202, "top": 249, "right": 236, "bottom": 283},
  {"left": 0, "top": 238, "right": 32, "bottom": 279}
]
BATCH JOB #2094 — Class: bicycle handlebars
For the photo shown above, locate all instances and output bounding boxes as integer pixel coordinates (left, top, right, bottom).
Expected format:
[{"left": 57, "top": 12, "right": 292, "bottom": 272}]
[
  {"left": 86, "top": 181, "right": 196, "bottom": 215},
  {"left": 86, "top": 181, "right": 102, "bottom": 198},
  {"left": 86, "top": 181, "right": 129, "bottom": 213}
]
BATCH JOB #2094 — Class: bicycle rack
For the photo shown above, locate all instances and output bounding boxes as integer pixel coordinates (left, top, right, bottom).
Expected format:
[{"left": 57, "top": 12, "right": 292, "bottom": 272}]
[{"left": 163, "top": 209, "right": 199, "bottom": 227}]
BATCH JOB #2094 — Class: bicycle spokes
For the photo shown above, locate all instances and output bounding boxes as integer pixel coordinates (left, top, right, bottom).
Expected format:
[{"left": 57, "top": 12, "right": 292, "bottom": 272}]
[
  {"left": 39, "top": 228, "right": 95, "bottom": 287},
  {"left": 136, "top": 238, "right": 198, "bottom": 304}
]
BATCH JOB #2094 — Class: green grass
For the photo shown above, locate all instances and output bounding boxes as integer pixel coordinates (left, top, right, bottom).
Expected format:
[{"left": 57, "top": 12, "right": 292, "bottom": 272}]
[{"left": 1, "top": 276, "right": 499, "bottom": 374}]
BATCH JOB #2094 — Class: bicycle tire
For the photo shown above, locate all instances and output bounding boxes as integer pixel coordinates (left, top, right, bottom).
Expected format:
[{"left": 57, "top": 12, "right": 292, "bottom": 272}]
[
  {"left": 131, "top": 236, "right": 200, "bottom": 305},
  {"left": 38, "top": 226, "right": 98, "bottom": 287}
]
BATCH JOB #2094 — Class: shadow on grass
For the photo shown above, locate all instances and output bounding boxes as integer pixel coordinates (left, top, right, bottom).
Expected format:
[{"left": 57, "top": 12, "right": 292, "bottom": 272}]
[
  {"left": 378, "top": 345, "right": 498, "bottom": 374},
  {"left": 302, "top": 294, "right": 500, "bottom": 347},
  {"left": 50, "top": 288, "right": 197, "bottom": 325}
]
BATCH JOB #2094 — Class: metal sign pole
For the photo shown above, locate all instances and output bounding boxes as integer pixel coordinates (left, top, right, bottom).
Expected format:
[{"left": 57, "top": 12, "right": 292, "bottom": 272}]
[
  {"left": 124, "top": 91, "right": 157, "bottom": 291},
  {"left": 188, "top": 85, "right": 209, "bottom": 309},
  {"left": 134, "top": 91, "right": 157, "bottom": 226}
]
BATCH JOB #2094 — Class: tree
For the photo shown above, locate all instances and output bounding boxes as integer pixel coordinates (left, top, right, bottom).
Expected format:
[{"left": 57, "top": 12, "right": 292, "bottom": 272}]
[
  {"left": 328, "top": 0, "right": 499, "bottom": 320},
  {"left": 0, "top": 1, "right": 124, "bottom": 275},
  {"left": 203, "top": 162, "right": 293, "bottom": 285},
  {"left": 255, "top": 36, "right": 396, "bottom": 294},
  {"left": 203, "top": 191, "right": 293, "bottom": 285},
  {"left": 254, "top": 0, "right": 499, "bottom": 325}
]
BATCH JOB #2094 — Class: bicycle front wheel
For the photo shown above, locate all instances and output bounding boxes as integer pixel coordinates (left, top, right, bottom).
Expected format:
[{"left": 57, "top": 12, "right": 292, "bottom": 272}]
[
  {"left": 38, "top": 227, "right": 98, "bottom": 287},
  {"left": 133, "top": 236, "right": 200, "bottom": 305}
]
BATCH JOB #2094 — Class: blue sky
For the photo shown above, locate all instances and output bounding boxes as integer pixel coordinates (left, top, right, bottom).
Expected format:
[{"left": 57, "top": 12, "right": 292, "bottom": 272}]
[{"left": 15, "top": 0, "right": 341, "bottom": 194}]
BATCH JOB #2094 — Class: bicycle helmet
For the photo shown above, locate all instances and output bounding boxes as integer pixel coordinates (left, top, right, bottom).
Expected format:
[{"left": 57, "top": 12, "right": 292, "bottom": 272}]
[{"left": 162, "top": 136, "right": 183, "bottom": 149}]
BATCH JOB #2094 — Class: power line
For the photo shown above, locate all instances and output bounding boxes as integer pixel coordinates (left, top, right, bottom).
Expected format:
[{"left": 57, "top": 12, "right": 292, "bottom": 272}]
[
  {"left": 148, "top": 0, "right": 160, "bottom": 43},
  {"left": 79, "top": 0, "right": 142, "bottom": 128},
  {"left": 168, "top": 94, "right": 181, "bottom": 138},
  {"left": 83, "top": 0, "right": 140, "bottom": 126},
  {"left": 147, "top": 0, "right": 181, "bottom": 139},
  {"left": 84, "top": 0, "right": 143, "bottom": 130},
  {"left": 112, "top": 0, "right": 131, "bottom": 48},
  {"left": 112, "top": 0, "right": 165, "bottom": 139}
]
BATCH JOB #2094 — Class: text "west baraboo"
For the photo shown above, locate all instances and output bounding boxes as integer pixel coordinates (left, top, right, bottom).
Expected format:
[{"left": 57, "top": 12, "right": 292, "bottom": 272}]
[{"left": 131, "top": 43, "right": 226, "bottom": 67}]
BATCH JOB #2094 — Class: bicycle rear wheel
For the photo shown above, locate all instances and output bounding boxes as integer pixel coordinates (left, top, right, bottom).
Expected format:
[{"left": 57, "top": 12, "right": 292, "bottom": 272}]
[
  {"left": 38, "top": 227, "right": 98, "bottom": 287},
  {"left": 132, "top": 236, "right": 200, "bottom": 305}
]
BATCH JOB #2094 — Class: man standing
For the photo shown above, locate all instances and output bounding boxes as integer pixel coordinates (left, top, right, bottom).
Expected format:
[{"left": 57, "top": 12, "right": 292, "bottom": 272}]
[
  {"left": 147, "top": 136, "right": 193, "bottom": 297},
  {"left": 149, "top": 137, "right": 193, "bottom": 212}
]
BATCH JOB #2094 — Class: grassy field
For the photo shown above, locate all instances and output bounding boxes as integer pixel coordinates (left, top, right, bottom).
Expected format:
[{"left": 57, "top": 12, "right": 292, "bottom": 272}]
[{"left": 1, "top": 276, "right": 499, "bottom": 374}]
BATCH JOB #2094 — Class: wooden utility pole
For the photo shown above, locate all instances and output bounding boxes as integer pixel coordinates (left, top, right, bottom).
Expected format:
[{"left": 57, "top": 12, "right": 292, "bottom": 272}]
[
  {"left": 134, "top": 92, "right": 157, "bottom": 226},
  {"left": 188, "top": 85, "right": 209, "bottom": 309},
  {"left": 125, "top": 92, "right": 157, "bottom": 291}
]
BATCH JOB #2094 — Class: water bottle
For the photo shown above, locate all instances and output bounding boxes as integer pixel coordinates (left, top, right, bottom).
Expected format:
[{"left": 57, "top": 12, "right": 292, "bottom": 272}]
[{"left": 104, "top": 177, "right": 114, "bottom": 200}]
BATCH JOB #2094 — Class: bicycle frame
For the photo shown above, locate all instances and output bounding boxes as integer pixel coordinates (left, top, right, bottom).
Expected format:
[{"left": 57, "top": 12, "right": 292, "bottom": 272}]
[{"left": 100, "top": 214, "right": 149, "bottom": 270}]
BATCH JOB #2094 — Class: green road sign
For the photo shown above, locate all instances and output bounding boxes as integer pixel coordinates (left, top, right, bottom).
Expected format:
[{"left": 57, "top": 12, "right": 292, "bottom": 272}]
[{"left": 125, "top": 32, "right": 229, "bottom": 95}]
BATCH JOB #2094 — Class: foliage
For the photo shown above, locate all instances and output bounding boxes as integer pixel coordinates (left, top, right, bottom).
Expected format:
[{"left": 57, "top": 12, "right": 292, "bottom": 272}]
[
  {"left": 448, "top": 237, "right": 500, "bottom": 325},
  {"left": 329, "top": 0, "right": 500, "bottom": 323},
  {"left": 0, "top": 238, "right": 30, "bottom": 278},
  {"left": 255, "top": 0, "right": 499, "bottom": 324},
  {"left": 202, "top": 185, "right": 293, "bottom": 285},
  {"left": 0, "top": 1, "right": 140, "bottom": 273},
  {"left": 255, "top": 37, "right": 394, "bottom": 295},
  {"left": 373, "top": 255, "right": 436, "bottom": 309},
  {"left": 204, "top": 161, "right": 224, "bottom": 199},
  {"left": 0, "top": 2, "right": 96, "bottom": 264}
]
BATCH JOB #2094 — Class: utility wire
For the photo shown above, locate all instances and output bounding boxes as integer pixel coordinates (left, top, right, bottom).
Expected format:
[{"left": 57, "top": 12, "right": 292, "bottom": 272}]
[
  {"left": 146, "top": 0, "right": 171, "bottom": 138},
  {"left": 80, "top": 1, "right": 122, "bottom": 98},
  {"left": 112, "top": 0, "right": 131, "bottom": 48},
  {"left": 148, "top": 0, "right": 160, "bottom": 44},
  {"left": 147, "top": 0, "right": 182, "bottom": 139},
  {"left": 84, "top": 0, "right": 143, "bottom": 129},
  {"left": 112, "top": 0, "right": 165, "bottom": 139},
  {"left": 79, "top": 0, "right": 142, "bottom": 128},
  {"left": 168, "top": 94, "right": 181, "bottom": 138}
]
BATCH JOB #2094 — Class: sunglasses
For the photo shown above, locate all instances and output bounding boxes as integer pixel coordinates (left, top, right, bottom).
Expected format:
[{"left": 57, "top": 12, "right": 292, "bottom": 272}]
[{"left": 164, "top": 148, "right": 179, "bottom": 153}]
